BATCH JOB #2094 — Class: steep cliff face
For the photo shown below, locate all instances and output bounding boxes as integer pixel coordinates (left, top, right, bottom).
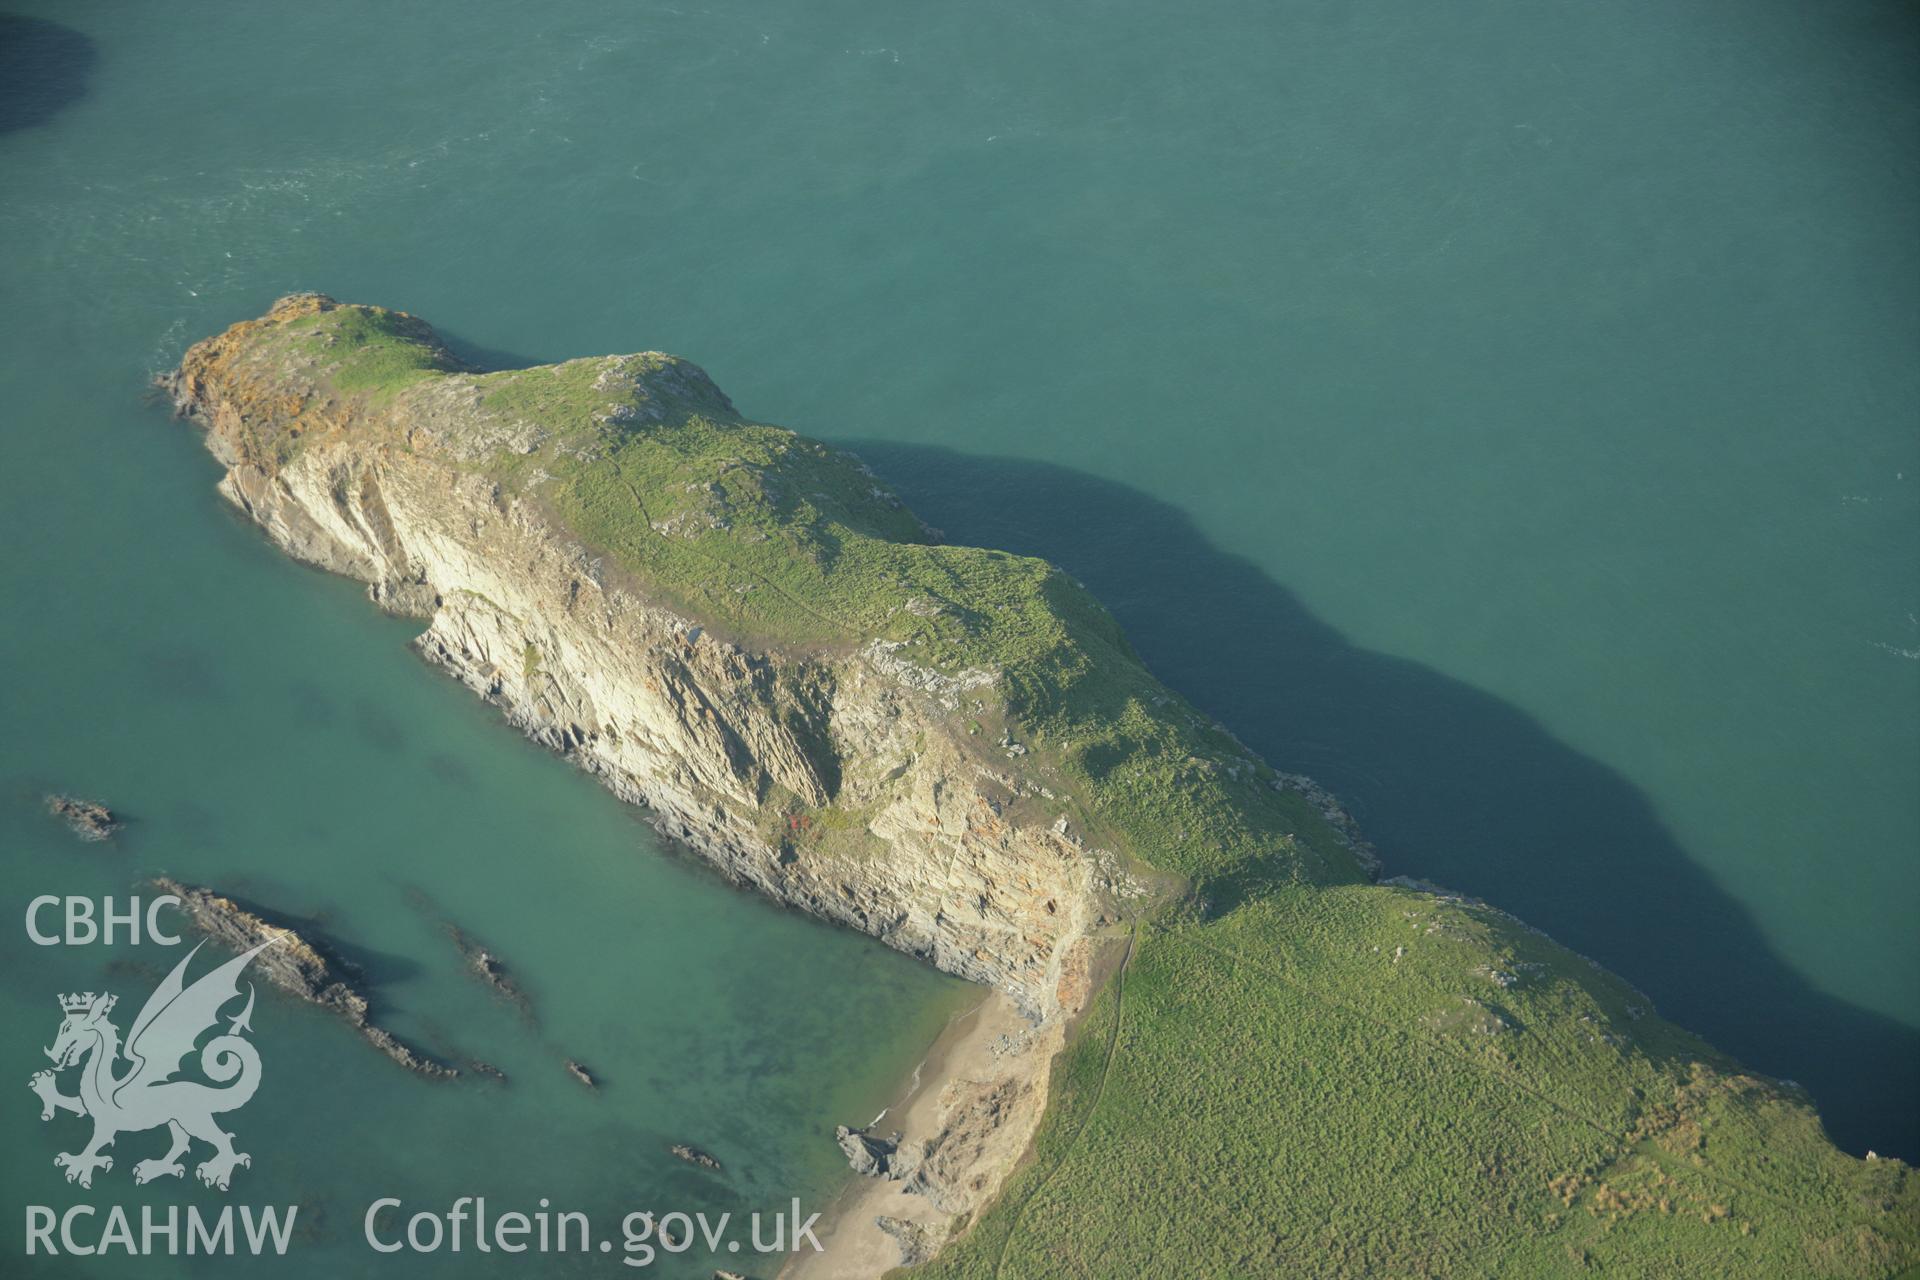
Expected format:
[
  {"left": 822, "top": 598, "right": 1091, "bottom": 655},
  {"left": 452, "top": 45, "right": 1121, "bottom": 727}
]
[{"left": 170, "top": 293, "right": 1116, "bottom": 1020}]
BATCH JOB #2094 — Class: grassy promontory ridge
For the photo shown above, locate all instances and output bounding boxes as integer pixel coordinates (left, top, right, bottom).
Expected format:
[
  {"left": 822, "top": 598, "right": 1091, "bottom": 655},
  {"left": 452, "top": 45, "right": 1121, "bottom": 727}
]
[{"left": 180, "top": 297, "right": 1918, "bottom": 1278}]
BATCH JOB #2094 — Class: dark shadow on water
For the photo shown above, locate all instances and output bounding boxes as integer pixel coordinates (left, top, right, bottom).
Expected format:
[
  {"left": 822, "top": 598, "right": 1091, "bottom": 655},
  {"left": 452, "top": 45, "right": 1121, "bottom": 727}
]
[
  {"left": 144, "top": 643, "right": 228, "bottom": 700},
  {"left": 0, "top": 15, "right": 95, "bottom": 136},
  {"left": 433, "top": 327, "right": 549, "bottom": 374},
  {"left": 155, "top": 885, "right": 425, "bottom": 988},
  {"left": 352, "top": 695, "right": 408, "bottom": 754},
  {"left": 848, "top": 440, "right": 1919, "bottom": 1160}
]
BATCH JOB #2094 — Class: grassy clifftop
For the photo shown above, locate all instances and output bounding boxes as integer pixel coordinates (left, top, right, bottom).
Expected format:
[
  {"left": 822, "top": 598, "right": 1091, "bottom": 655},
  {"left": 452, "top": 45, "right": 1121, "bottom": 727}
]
[
  {"left": 924, "top": 883, "right": 1918, "bottom": 1278},
  {"left": 182, "top": 296, "right": 1920, "bottom": 1277}
]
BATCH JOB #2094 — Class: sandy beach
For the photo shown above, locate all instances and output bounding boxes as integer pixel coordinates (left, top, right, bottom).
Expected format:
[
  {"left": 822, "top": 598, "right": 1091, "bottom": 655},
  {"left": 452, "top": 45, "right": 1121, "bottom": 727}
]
[{"left": 782, "top": 988, "right": 1062, "bottom": 1279}]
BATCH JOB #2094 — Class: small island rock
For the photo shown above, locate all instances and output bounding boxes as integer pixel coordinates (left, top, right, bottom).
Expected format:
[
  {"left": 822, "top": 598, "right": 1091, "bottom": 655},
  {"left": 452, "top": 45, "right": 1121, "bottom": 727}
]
[{"left": 46, "top": 794, "right": 119, "bottom": 842}]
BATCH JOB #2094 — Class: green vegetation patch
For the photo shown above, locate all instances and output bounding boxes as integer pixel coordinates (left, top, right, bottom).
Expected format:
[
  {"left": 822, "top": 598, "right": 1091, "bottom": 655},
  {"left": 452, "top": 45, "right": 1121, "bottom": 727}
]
[
  {"left": 284, "top": 302, "right": 462, "bottom": 394},
  {"left": 918, "top": 886, "right": 1919, "bottom": 1278}
]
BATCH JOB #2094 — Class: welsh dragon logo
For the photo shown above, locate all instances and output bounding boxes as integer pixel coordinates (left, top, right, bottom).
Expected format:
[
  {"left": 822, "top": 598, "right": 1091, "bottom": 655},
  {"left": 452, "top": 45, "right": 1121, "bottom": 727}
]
[{"left": 29, "top": 938, "right": 278, "bottom": 1191}]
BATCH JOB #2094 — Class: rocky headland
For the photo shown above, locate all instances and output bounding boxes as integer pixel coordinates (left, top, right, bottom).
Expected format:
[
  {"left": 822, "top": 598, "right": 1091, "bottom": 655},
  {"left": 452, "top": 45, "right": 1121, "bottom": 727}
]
[{"left": 163, "top": 296, "right": 1919, "bottom": 1278}]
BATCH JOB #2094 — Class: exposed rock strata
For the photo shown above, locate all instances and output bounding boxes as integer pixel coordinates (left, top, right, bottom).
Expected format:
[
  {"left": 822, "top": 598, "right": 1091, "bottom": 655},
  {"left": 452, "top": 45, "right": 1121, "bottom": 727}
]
[{"left": 149, "top": 876, "right": 457, "bottom": 1078}]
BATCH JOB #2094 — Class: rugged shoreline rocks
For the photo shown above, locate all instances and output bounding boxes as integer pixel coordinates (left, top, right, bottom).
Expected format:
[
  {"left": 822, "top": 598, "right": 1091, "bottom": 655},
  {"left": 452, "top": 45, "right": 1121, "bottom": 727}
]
[
  {"left": 149, "top": 876, "right": 458, "bottom": 1079},
  {"left": 835, "top": 1124, "right": 906, "bottom": 1180}
]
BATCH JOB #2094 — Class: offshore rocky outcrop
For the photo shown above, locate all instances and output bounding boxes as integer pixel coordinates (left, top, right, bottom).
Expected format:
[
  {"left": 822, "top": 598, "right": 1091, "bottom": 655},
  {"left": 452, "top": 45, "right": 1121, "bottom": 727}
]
[
  {"left": 46, "top": 794, "right": 119, "bottom": 842},
  {"left": 151, "top": 876, "right": 457, "bottom": 1079},
  {"left": 166, "top": 297, "right": 1919, "bottom": 1278}
]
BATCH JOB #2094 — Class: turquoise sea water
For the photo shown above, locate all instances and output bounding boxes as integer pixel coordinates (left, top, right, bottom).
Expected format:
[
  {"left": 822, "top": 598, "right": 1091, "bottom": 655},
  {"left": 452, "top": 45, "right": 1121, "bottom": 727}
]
[{"left": 1, "top": 0, "right": 1915, "bottom": 1271}]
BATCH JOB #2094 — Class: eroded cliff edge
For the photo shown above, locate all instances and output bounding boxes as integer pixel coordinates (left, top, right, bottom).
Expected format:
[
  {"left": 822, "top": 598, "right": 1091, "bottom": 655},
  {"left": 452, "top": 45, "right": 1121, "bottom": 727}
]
[{"left": 166, "top": 296, "right": 1918, "bottom": 1278}]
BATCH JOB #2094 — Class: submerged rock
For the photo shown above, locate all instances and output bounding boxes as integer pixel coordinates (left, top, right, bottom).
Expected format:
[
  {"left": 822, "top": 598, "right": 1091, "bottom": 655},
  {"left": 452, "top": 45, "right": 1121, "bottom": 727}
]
[
  {"left": 148, "top": 877, "right": 458, "bottom": 1079},
  {"left": 45, "top": 794, "right": 119, "bottom": 842},
  {"left": 444, "top": 923, "right": 532, "bottom": 1017},
  {"left": 669, "top": 1143, "right": 723, "bottom": 1172}
]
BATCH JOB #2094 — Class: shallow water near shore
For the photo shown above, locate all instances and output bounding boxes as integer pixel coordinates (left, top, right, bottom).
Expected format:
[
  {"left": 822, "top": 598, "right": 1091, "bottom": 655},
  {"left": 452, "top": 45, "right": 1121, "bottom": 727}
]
[
  {"left": 1, "top": 0, "right": 1916, "bottom": 1270},
  {"left": 0, "top": 519, "right": 974, "bottom": 1276}
]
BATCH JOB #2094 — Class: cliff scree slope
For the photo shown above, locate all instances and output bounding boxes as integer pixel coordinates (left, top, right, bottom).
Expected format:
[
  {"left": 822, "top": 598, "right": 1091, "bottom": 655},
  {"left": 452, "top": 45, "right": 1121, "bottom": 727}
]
[{"left": 168, "top": 295, "right": 1918, "bottom": 1278}]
